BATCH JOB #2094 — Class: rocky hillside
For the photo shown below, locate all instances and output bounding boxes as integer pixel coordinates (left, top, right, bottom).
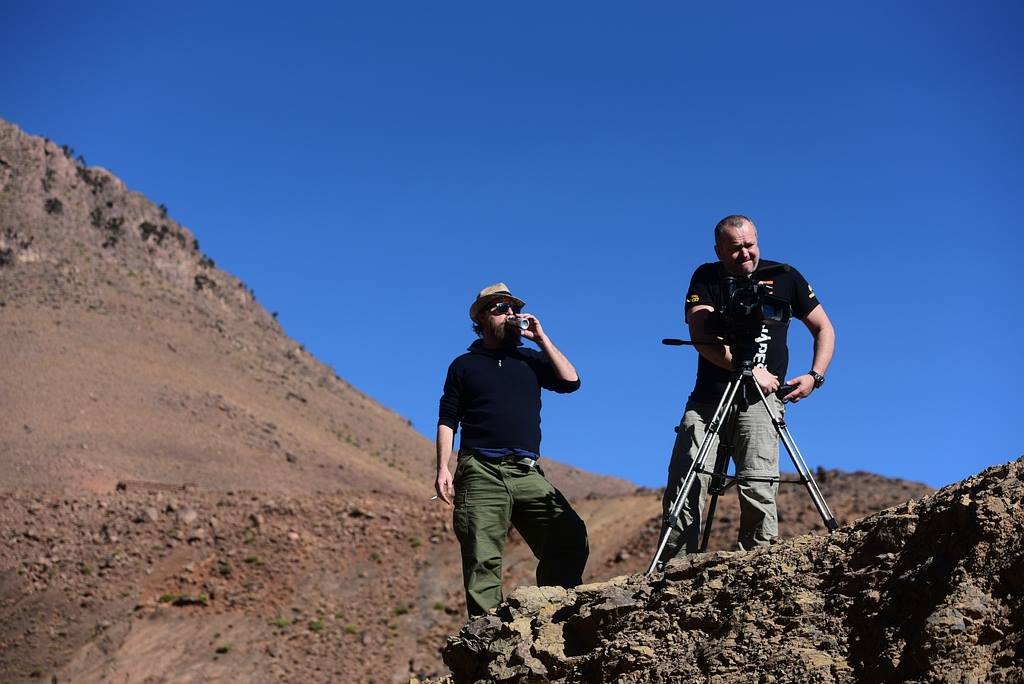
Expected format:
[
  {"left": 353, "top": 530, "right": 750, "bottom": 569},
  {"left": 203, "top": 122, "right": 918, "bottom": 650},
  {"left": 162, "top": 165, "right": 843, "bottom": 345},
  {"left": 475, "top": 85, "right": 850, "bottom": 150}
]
[
  {"left": 0, "top": 118, "right": 632, "bottom": 499},
  {"left": 0, "top": 485, "right": 465, "bottom": 682},
  {"left": 443, "top": 456, "right": 1024, "bottom": 683}
]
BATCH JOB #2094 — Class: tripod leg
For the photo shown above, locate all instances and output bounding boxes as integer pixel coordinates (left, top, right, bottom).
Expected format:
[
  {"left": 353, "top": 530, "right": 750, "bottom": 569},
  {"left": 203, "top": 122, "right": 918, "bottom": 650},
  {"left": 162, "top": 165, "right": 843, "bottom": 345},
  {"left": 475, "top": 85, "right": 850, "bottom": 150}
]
[
  {"left": 647, "top": 377, "right": 744, "bottom": 576},
  {"left": 747, "top": 381, "right": 839, "bottom": 532},
  {"left": 700, "top": 402, "right": 739, "bottom": 553},
  {"left": 700, "top": 445, "right": 732, "bottom": 553}
]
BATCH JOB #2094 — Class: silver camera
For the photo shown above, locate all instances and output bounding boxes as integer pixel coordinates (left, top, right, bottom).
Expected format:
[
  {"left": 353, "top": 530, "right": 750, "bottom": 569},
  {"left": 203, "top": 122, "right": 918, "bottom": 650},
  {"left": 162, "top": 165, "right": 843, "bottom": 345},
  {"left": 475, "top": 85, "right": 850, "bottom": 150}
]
[{"left": 508, "top": 316, "right": 530, "bottom": 330}]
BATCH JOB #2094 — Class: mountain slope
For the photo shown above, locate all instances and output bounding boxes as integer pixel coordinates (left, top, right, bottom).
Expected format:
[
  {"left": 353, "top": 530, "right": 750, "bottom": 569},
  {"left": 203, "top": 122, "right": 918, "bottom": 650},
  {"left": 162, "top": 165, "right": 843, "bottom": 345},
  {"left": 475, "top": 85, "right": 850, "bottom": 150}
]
[{"left": 0, "top": 119, "right": 632, "bottom": 499}]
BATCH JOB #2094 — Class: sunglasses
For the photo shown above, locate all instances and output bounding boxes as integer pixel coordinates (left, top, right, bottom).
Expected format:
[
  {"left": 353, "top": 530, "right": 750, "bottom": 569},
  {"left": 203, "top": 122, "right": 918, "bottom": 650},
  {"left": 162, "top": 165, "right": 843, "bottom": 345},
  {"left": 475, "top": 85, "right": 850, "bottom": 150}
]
[{"left": 489, "top": 301, "right": 522, "bottom": 315}]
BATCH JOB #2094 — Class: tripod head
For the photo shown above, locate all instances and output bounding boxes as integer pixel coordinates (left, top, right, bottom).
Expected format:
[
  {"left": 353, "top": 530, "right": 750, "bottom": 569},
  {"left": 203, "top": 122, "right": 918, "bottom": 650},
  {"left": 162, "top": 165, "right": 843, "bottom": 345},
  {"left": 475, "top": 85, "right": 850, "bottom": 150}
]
[{"left": 660, "top": 339, "right": 796, "bottom": 399}]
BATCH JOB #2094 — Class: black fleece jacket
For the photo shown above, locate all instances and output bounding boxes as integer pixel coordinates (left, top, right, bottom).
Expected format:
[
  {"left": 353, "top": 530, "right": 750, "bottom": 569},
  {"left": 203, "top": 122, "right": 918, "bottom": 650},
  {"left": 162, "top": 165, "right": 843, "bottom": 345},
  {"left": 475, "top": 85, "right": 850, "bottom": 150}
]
[{"left": 437, "top": 340, "right": 580, "bottom": 454}]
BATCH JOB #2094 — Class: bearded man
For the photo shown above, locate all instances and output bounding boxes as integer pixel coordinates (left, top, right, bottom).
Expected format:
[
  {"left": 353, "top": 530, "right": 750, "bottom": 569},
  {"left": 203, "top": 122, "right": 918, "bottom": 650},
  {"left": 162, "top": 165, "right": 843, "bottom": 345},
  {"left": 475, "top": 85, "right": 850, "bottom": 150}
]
[{"left": 435, "top": 283, "right": 589, "bottom": 616}]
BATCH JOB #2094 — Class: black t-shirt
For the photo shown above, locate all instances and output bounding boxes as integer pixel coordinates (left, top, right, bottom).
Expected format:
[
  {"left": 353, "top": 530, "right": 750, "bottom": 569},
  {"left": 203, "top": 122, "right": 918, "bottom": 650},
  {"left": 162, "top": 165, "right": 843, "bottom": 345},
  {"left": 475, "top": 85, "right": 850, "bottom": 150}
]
[{"left": 684, "top": 259, "right": 820, "bottom": 403}]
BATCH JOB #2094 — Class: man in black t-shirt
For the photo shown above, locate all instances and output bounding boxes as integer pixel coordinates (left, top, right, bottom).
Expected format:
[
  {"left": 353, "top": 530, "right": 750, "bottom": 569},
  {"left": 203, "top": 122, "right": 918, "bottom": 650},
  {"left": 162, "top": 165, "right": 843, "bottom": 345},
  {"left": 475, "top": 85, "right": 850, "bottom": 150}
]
[{"left": 659, "top": 215, "right": 835, "bottom": 560}]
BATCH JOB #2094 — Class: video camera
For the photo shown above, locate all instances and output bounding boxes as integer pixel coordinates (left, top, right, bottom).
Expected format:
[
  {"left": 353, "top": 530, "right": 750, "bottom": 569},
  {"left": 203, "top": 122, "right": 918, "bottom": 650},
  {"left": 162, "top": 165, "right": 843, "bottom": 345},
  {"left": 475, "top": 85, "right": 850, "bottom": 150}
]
[{"left": 705, "top": 263, "right": 793, "bottom": 341}]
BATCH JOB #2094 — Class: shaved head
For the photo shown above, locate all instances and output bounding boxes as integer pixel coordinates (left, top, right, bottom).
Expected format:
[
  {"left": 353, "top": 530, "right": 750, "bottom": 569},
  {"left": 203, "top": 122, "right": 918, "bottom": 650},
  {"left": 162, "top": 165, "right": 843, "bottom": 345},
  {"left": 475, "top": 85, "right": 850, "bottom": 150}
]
[{"left": 714, "top": 214, "right": 756, "bottom": 245}]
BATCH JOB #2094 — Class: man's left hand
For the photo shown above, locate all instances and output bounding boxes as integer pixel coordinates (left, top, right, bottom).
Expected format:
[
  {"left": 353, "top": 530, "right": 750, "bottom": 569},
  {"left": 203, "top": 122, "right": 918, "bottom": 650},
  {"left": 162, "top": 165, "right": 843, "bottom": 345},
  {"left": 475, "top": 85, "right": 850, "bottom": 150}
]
[{"left": 780, "top": 374, "right": 816, "bottom": 403}]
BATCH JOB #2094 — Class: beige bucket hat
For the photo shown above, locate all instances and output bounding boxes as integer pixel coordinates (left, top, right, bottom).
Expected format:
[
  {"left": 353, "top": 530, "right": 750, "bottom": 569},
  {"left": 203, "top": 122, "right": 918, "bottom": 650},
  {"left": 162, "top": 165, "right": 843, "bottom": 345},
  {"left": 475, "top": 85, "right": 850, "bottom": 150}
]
[{"left": 469, "top": 282, "right": 526, "bottom": 321}]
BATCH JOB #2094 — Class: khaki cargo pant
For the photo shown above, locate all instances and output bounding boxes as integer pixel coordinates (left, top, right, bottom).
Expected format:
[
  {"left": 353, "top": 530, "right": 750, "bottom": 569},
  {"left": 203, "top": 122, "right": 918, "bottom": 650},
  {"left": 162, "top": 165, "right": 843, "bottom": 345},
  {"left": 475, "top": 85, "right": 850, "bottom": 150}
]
[
  {"left": 453, "top": 453, "right": 589, "bottom": 616},
  {"left": 659, "top": 394, "right": 784, "bottom": 562}
]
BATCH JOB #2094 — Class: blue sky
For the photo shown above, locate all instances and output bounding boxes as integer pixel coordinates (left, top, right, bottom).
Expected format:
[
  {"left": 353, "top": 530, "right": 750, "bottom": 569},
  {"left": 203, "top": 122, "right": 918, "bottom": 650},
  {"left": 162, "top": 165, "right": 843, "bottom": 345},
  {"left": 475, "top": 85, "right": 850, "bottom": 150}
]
[{"left": 3, "top": 2, "right": 1020, "bottom": 490}]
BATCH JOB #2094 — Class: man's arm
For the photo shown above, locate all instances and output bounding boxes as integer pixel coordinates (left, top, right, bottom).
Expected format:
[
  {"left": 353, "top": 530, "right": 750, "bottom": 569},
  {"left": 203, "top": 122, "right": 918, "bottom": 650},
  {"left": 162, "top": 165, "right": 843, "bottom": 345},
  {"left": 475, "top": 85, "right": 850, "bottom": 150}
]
[
  {"left": 688, "top": 305, "right": 780, "bottom": 393},
  {"left": 782, "top": 305, "right": 835, "bottom": 403},
  {"left": 521, "top": 314, "right": 578, "bottom": 382},
  {"left": 435, "top": 424, "right": 455, "bottom": 505},
  {"left": 687, "top": 305, "right": 732, "bottom": 371},
  {"left": 436, "top": 362, "right": 461, "bottom": 505}
]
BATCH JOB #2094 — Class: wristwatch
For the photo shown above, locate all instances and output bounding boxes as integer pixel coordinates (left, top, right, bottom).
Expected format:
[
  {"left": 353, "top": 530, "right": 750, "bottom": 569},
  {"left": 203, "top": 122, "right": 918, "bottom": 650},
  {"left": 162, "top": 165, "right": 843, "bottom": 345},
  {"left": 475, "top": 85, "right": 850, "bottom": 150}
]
[{"left": 808, "top": 371, "right": 825, "bottom": 389}]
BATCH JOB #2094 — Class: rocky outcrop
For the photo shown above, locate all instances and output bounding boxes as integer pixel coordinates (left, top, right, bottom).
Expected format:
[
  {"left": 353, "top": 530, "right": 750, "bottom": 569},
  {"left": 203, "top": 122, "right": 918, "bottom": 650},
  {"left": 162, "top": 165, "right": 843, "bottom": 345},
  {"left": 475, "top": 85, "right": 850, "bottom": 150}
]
[{"left": 444, "top": 456, "right": 1024, "bottom": 683}]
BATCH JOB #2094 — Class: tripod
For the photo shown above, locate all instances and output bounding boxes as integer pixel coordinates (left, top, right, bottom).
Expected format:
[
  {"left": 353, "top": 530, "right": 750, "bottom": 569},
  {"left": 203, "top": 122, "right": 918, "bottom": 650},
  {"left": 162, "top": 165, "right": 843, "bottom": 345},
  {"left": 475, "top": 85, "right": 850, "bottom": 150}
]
[{"left": 646, "top": 351, "right": 839, "bottom": 576}]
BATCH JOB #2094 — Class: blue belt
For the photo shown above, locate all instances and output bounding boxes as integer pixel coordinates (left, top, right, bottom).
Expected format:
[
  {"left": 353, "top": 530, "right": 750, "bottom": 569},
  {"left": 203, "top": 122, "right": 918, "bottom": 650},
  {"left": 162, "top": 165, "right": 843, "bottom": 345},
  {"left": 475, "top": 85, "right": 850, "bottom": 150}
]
[{"left": 464, "top": 448, "right": 539, "bottom": 467}]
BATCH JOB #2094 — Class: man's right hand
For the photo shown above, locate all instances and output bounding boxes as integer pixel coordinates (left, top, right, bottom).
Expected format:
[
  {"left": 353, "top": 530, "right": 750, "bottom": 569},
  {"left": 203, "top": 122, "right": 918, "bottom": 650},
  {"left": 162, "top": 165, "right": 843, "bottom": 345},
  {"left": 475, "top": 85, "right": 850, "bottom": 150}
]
[
  {"left": 752, "top": 366, "right": 780, "bottom": 394},
  {"left": 435, "top": 469, "right": 454, "bottom": 506}
]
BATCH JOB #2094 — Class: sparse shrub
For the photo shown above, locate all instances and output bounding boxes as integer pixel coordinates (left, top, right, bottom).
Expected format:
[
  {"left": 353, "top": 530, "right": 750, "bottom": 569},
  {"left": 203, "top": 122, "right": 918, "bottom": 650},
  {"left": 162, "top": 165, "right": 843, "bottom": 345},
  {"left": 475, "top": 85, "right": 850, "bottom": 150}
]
[
  {"left": 394, "top": 604, "right": 410, "bottom": 616},
  {"left": 76, "top": 166, "right": 107, "bottom": 193},
  {"left": 158, "top": 203, "right": 168, "bottom": 218},
  {"left": 102, "top": 216, "right": 124, "bottom": 249},
  {"left": 199, "top": 255, "right": 215, "bottom": 268},
  {"left": 215, "top": 644, "right": 232, "bottom": 654},
  {"left": 369, "top": 551, "right": 381, "bottom": 562},
  {"left": 90, "top": 207, "right": 103, "bottom": 228},
  {"left": 344, "top": 625, "right": 359, "bottom": 635},
  {"left": 433, "top": 601, "right": 445, "bottom": 611},
  {"left": 158, "top": 593, "right": 178, "bottom": 603},
  {"left": 41, "top": 168, "right": 55, "bottom": 192},
  {"left": 0, "top": 249, "right": 12, "bottom": 268},
  {"left": 409, "top": 537, "right": 422, "bottom": 549},
  {"left": 139, "top": 221, "right": 170, "bottom": 245},
  {"left": 170, "top": 593, "right": 208, "bottom": 606},
  {"left": 44, "top": 198, "right": 63, "bottom": 215},
  {"left": 194, "top": 274, "right": 216, "bottom": 291},
  {"left": 270, "top": 617, "right": 294, "bottom": 628},
  {"left": 308, "top": 618, "right": 325, "bottom": 633},
  {"left": 243, "top": 555, "right": 264, "bottom": 565},
  {"left": 61, "top": 144, "right": 74, "bottom": 159}
]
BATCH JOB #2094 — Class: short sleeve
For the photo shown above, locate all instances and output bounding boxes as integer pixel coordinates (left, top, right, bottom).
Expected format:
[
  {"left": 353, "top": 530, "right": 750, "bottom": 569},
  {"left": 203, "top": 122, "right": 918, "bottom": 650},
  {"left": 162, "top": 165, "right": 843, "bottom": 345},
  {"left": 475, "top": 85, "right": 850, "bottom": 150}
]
[
  {"left": 788, "top": 267, "right": 821, "bottom": 320},
  {"left": 684, "top": 263, "right": 717, "bottom": 312}
]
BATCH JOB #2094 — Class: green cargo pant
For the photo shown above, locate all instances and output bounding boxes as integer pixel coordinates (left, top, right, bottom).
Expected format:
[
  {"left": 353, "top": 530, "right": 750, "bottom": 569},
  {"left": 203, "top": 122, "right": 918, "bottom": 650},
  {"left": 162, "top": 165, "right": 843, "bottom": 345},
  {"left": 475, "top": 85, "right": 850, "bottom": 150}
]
[
  {"left": 453, "top": 453, "right": 589, "bottom": 616},
  {"left": 659, "top": 394, "right": 784, "bottom": 562}
]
